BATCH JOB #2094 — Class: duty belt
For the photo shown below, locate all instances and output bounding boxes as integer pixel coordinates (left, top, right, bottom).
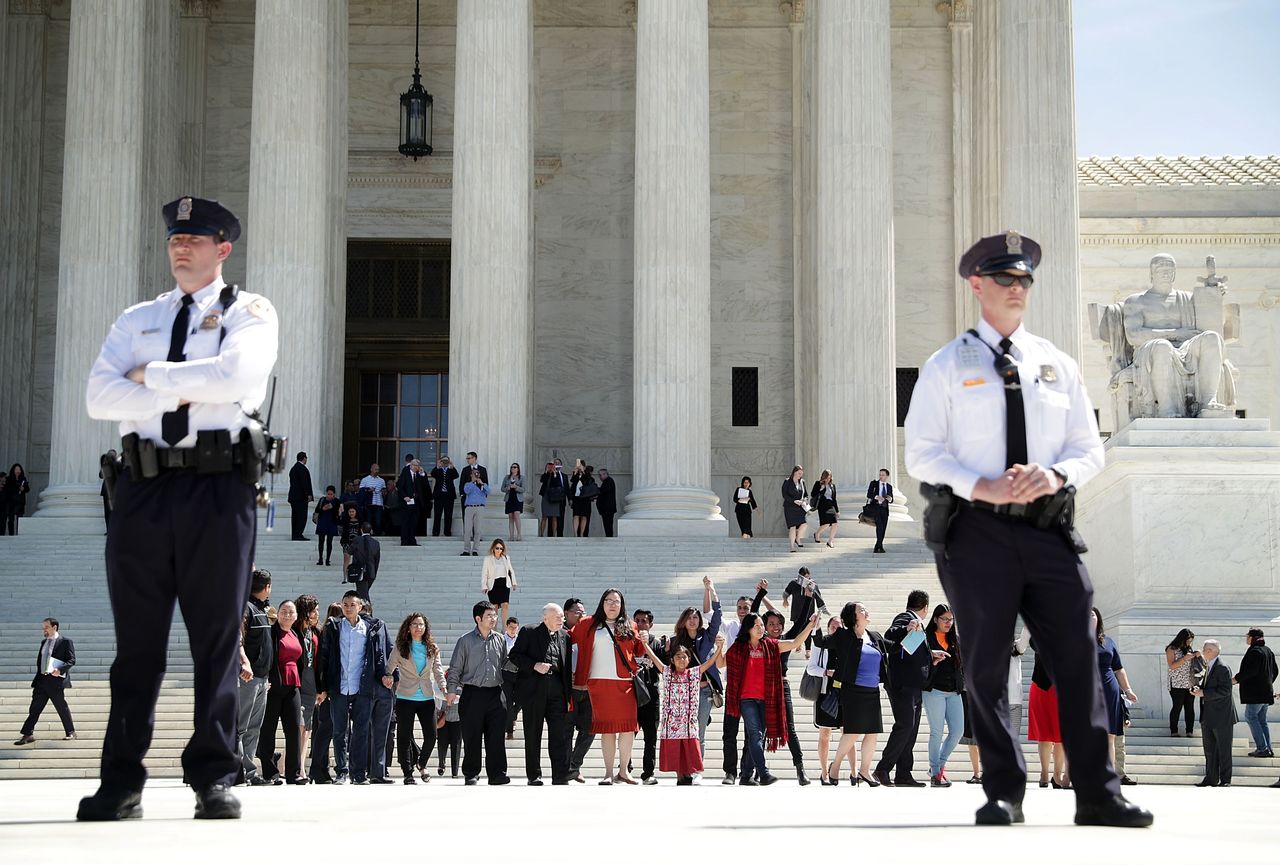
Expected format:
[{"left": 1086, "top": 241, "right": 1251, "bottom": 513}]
[
  {"left": 155, "top": 446, "right": 246, "bottom": 471},
  {"left": 962, "top": 497, "right": 1051, "bottom": 523}
]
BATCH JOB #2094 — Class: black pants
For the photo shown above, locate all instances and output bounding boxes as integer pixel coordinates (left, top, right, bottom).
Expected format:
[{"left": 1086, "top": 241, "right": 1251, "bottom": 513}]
[
  {"left": 308, "top": 696, "right": 333, "bottom": 781},
  {"left": 521, "top": 684, "right": 571, "bottom": 782},
  {"left": 735, "top": 503, "right": 753, "bottom": 536},
  {"left": 502, "top": 669, "right": 521, "bottom": 733},
  {"left": 394, "top": 699, "right": 437, "bottom": 777},
  {"left": 258, "top": 684, "right": 301, "bottom": 781},
  {"left": 637, "top": 687, "right": 659, "bottom": 778},
  {"left": 4, "top": 512, "right": 19, "bottom": 534},
  {"left": 102, "top": 497, "right": 111, "bottom": 527},
  {"left": 1170, "top": 687, "right": 1195, "bottom": 734},
  {"left": 432, "top": 497, "right": 454, "bottom": 536},
  {"left": 936, "top": 507, "right": 1120, "bottom": 805},
  {"left": 354, "top": 579, "right": 373, "bottom": 603},
  {"left": 873, "top": 504, "right": 889, "bottom": 548},
  {"left": 600, "top": 511, "right": 616, "bottom": 538},
  {"left": 436, "top": 719, "right": 461, "bottom": 775},
  {"left": 369, "top": 692, "right": 393, "bottom": 780},
  {"left": 876, "top": 686, "right": 922, "bottom": 778},
  {"left": 316, "top": 534, "right": 333, "bottom": 563},
  {"left": 569, "top": 688, "right": 594, "bottom": 775},
  {"left": 782, "top": 678, "right": 803, "bottom": 766},
  {"left": 459, "top": 685, "right": 508, "bottom": 782},
  {"left": 101, "top": 468, "right": 255, "bottom": 792},
  {"left": 290, "top": 499, "right": 308, "bottom": 539},
  {"left": 1202, "top": 721, "right": 1233, "bottom": 785},
  {"left": 400, "top": 504, "right": 418, "bottom": 545},
  {"left": 22, "top": 677, "right": 75, "bottom": 736},
  {"left": 722, "top": 711, "right": 741, "bottom": 775}
]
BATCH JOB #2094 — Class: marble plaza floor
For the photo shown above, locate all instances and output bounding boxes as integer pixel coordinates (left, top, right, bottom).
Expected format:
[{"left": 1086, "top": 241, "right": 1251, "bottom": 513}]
[{"left": 0, "top": 778, "right": 1273, "bottom": 863}]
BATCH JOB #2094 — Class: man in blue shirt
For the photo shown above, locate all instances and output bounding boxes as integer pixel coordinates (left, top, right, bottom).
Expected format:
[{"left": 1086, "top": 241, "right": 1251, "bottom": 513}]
[{"left": 317, "top": 591, "right": 389, "bottom": 784}]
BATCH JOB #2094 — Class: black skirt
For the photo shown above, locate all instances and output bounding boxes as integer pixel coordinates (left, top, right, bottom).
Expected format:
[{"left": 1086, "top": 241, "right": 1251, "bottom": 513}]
[
  {"left": 818, "top": 508, "right": 839, "bottom": 526},
  {"left": 487, "top": 578, "right": 510, "bottom": 605},
  {"left": 839, "top": 685, "right": 883, "bottom": 734}
]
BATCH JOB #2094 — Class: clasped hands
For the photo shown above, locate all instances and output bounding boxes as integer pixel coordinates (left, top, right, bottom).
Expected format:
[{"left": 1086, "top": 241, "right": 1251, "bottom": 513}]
[{"left": 973, "top": 463, "right": 1062, "bottom": 506}]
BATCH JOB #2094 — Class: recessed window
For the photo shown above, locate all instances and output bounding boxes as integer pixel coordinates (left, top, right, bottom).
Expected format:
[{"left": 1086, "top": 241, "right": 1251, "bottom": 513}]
[
  {"left": 732, "top": 367, "right": 759, "bottom": 427},
  {"left": 896, "top": 368, "right": 919, "bottom": 427}
]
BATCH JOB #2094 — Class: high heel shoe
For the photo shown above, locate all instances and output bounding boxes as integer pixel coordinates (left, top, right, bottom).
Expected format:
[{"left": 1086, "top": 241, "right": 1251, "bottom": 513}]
[
  {"left": 849, "top": 774, "right": 860, "bottom": 786},
  {"left": 1051, "top": 778, "right": 1066, "bottom": 789},
  {"left": 1039, "top": 778, "right": 1049, "bottom": 788},
  {"left": 858, "top": 771, "right": 881, "bottom": 788}
]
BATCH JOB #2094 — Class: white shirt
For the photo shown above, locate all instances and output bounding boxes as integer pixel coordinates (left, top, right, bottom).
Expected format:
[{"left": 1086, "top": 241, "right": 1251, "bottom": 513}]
[
  {"left": 85, "top": 277, "right": 279, "bottom": 448},
  {"left": 359, "top": 474, "right": 387, "bottom": 506},
  {"left": 588, "top": 626, "right": 625, "bottom": 681},
  {"left": 904, "top": 318, "right": 1104, "bottom": 501}
]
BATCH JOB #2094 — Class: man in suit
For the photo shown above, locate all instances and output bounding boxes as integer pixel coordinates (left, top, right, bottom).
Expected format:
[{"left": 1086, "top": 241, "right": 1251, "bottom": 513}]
[
  {"left": 596, "top": 468, "right": 618, "bottom": 537},
  {"left": 509, "top": 604, "right": 575, "bottom": 785},
  {"left": 1192, "top": 639, "right": 1237, "bottom": 787},
  {"left": 431, "top": 455, "right": 459, "bottom": 536},
  {"left": 873, "top": 589, "right": 944, "bottom": 787},
  {"left": 14, "top": 618, "right": 77, "bottom": 745},
  {"left": 866, "top": 468, "right": 894, "bottom": 554},
  {"left": 414, "top": 459, "right": 433, "bottom": 536},
  {"left": 397, "top": 454, "right": 420, "bottom": 547},
  {"left": 349, "top": 523, "right": 381, "bottom": 601},
  {"left": 288, "top": 452, "right": 314, "bottom": 541},
  {"left": 553, "top": 458, "right": 569, "bottom": 537}
]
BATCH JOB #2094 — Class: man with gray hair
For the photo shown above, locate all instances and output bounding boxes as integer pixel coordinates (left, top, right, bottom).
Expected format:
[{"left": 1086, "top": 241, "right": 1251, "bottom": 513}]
[
  {"left": 596, "top": 468, "right": 618, "bottom": 537},
  {"left": 1191, "top": 639, "right": 1237, "bottom": 787},
  {"left": 509, "top": 603, "right": 574, "bottom": 785}
]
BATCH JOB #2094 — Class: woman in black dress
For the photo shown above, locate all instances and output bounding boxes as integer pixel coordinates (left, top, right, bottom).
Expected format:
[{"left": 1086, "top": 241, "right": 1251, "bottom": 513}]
[
  {"left": 4, "top": 463, "right": 31, "bottom": 535},
  {"left": 733, "top": 476, "right": 758, "bottom": 538},
  {"left": 824, "top": 601, "right": 889, "bottom": 786},
  {"left": 809, "top": 469, "right": 840, "bottom": 547},
  {"left": 781, "top": 465, "right": 808, "bottom": 553},
  {"left": 568, "top": 461, "right": 595, "bottom": 537},
  {"left": 313, "top": 486, "right": 341, "bottom": 566}
]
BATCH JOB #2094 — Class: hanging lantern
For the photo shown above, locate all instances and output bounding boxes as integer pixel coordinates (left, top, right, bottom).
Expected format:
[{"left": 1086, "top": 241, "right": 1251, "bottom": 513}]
[{"left": 398, "top": 0, "right": 433, "bottom": 160}]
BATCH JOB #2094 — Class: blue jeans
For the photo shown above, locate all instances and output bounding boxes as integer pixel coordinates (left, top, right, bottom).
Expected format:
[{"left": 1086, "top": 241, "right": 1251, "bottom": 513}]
[
  {"left": 922, "top": 688, "right": 964, "bottom": 777},
  {"left": 1244, "top": 703, "right": 1271, "bottom": 752},
  {"left": 738, "top": 699, "right": 769, "bottom": 782},
  {"left": 330, "top": 692, "right": 372, "bottom": 781},
  {"left": 698, "top": 686, "right": 713, "bottom": 753}
]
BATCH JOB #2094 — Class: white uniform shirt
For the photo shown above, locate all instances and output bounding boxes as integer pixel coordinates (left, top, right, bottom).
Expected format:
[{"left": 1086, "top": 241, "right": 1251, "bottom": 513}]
[
  {"left": 85, "top": 276, "right": 279, "bottom": 448},
  {"left": 904, "top": 318, "right": 1104, "bottom": 501}
]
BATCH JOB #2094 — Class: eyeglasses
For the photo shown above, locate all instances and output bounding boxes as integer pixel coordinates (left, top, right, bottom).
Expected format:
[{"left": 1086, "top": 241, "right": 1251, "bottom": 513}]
[
  {"left": 938, "top": 617, "right": 955, "bottom": 624},
  {"left": 989, "top": 273, "right": 1033, "bottom": 289}
]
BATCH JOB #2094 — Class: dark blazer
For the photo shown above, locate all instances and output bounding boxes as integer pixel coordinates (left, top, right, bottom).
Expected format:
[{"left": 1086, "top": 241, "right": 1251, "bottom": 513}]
[
  {"left": 397, "top": 464, "right": 415, "bottom": 499},
  {"left": 413, "top": 471, "right": 432, "bottom": 505},
  {"left": 866, "top": 480, "right": 894, "bottom": 506},
  {"left": 509, "top": 623, "right": 574, "bottom": 707},
  {"left": 810, "top": 483, "right": 839, "bottom": 516},
  {"left": 1198, "top": 659, "right": 1239, "bottom": 727},
  {"left": 824, "top": 628, "right": 891, "bottom": 691},
  {"left": 1236, "top": 641, "right": 1278, "bottom": 705},
  {"left": 288, "top": 461, "right": 313, "bottom": 503},
  {"left": 781, "top": 478, "right": 807, "bottom": 526},
  {"left": 32, "top": 634, "right": 75, "bottom": 688},
  {"left": 459, "top": 464, "right": 489, "bottom": 499},
  {"left": 431, "top": 465, "right": 459, "bottom": 499},
  {"left": 883, "top": 610, "right": 931, "bottom": 690},
  {"left": 351, "top": 533, "right": 381, "bottom": 582},
  {"left": 316, "top": 614, "right": 390, "bottom": 697},
  {"left": 596, "top": 476, "right": 618, "bottom": 515}
]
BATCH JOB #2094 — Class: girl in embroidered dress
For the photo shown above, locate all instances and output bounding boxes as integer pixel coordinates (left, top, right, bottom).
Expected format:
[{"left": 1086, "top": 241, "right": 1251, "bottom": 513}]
[{"left": 641, "top": 635, "right": 725, "bottom": 785}]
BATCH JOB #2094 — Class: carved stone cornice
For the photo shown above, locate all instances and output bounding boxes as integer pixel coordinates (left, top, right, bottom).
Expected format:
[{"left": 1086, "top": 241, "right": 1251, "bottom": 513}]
[
  {"left": 180, "top": 0, "right": 215, "bottom": 18},
  {"left": 8, "top": 0, "right": 51, "bottom": 16},
  {"left": 346, "top": 150, "right": 562, "bottom": 190},
  {"left": 779, "top": 0, "right": 805, "bottom": 24},
  {"left": 1080, "top": 233, "right": 1280, "bottom": 248},
  {"left": 935, "top": 0, "right": 972, "bottom": 23}
]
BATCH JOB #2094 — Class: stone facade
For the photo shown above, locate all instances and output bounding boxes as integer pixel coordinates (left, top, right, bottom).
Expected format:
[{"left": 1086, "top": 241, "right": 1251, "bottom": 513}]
[{"left": 2, "top": 1, "right": 1277, "bottom": 537}]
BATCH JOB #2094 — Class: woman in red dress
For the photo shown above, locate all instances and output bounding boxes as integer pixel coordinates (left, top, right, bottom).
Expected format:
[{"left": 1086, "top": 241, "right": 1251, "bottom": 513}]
[{"left": 570, "top": 588, "right": 643, "bottom": 784}]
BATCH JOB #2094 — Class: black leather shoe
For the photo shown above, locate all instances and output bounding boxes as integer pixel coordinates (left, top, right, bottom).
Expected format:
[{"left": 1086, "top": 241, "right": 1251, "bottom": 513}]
[
  {"left": 894, "top": 775, "right": 926, "bottom": 788},
  {"left": 759, "top": 774, "right": 780, "bottom": 786},
  {"left": 194, "top": 784, "right": 241, "bottom": 820},
  {"left": 528, "top": 779, "right": 544, "bottom": 786},
  {"left": 1073, "top": 795, "right": 1153, "bottom": 828},
  {"left": 77, "top": 788, "right": 142, "bottom": 822},
  {"left": 464, "top": 777, "right": 478, "bottom": 786},
  {"left": 1120, "top": 775, "right": 1138, "bottom": 786},
  {"left": 369, "top": 776, "right": 394, "bottom": 785},
  {"left": 872, "top": 769, "right": 895, "bottom": 787},
  {"left": 489, "top": 776, "right": 511, "bottom": 786},
  {"left": 1269, "top": 778, "right": 1280, "bottom": 788},
  {"left": 247, "top": 775, "right": 271, "bottom": 787},
  {"left": 975, "top": 799, "right": 1024, "bottom": 826},
  {"left": 739, "top": 777, "right": 759, "bottom": 786},
  {"left": 795, "top": 767, "right": 810, "bottom": 786},
  {"left": 1194, "top": 778, "right": 1216, "bottom": 788},
  {"left": 403, "top": 776, "right": 417, "bottom": 785}
]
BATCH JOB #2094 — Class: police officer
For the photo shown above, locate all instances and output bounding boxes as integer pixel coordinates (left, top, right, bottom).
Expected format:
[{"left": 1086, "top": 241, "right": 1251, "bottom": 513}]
[
  {"left": 78, "top": 196, "right": 279, "bottom": 821},
  {"left": 904, "top": 230, "right": 1151, "bottom": 828}
]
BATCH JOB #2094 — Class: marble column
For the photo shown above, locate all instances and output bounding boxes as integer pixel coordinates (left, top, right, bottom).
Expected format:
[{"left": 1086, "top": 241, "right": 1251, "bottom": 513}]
[
  {"left": 245, "top": 0, "right": 347, "bottom": 490},
  {"left": 448, "top": 0, "right": 531, "bottom": 484},
  {"left": 178, "top": 0, "right": 210, "bottom": 194},
  {"left": 0, "top": 2, "right": 49, "bottom": 468},
  {"left": 620, "top": 0, "right": 724, "bottom": 534},
  {"left": 809, "top": 0, "right": 899, "bottom": 504},
  {"left": 973, "top": 0, "right": 1083, "bottom": 360},
  {"left": 946, "top": 0, "right": 978, "bottom": 331},
  {"left": 792, "top": 3, "right": 818, "bottom": 477},
  {"left": 35, "top": 0, "right": 180, "bottom": 528}
]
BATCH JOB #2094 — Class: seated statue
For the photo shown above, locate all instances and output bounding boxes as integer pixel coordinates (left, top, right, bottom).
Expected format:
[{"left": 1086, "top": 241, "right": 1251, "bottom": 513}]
[{"left": 1090, "top": 254, "right": 1238, "bottom": 425}]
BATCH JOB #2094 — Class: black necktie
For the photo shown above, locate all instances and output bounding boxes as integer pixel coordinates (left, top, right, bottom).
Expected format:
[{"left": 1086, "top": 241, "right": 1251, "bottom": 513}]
[
  {"left": 999, "top": 337, "right": 1028, "bottom": 468},
  {"left": 161, "top": 295, "right": 195, "bottom": 446}
]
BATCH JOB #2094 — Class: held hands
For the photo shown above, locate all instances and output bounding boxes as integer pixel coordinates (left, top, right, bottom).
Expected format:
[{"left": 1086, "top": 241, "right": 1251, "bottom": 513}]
[
  {"left": 702, "top": 576, "right": 713, "bottom": 589},
  {"left": 714, "top": 634, "right": 726, "bottom": 652},
  {"left": 755, "top": 579, "right": 769, "bottom": 593},
  {"left": 447, "top": 693, "right": 460, "bottom": 705},
  {"left": 381, "top": 675, "right": 394, "bottom": 689},
  {"left": 974, "top": 464, "right": 1063, "bottom": 506}
]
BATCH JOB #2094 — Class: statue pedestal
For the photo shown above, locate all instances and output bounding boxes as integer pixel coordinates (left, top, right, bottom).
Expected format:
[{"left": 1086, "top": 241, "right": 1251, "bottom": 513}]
[{"left": 1075, "top": 418, "right": 1280, "bottom": 720}]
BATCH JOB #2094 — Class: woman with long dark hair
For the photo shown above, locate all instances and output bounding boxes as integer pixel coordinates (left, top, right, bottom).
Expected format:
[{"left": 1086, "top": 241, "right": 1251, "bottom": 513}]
[
  {"left": 293, "top": 594, "right": 322, "bottom": 778},
  {"left": 733, "top": 476, "right": 758, "bottom": 538},
  {"left": 258, "top": 600, "right": 304, "bottom": 784},
  {"left": 724, "top": 611, "right": 817, "bottom": 785},
  {"left": 570, "top": 588, "right": 643, "bottom": 784},
  {"left": 781, "top": 465, "right": 808, "bottom": 553},
  {"left": 1165, "top": 628, "right": 1199, "bottom": 737},
  {"left": 922, "top": 603, "right": 964, "bottom": 787},
  {"left": 824, "top": 601, "right": 889, "bottom": 786},
  {"left": 501, "top": 462, "right": 524, "bottom": 542},
  {"left": 313, "top": 486, "right": 341, "bottom": 565},
  {"left": 1027, "top": 637, "right": 1067, "bottom": 788},
  {"left": 668, "top": 576, "right": 725, "bottom": 752},
  {"left": 387, "top": 612, "right": 446, "bottom": 784},
  {"left": 3, "top": 463, "right": 30, "bottom": 535},
  {"left": 808, "top": 615, "right": 856, "bottom": 785},
  {"left": 481, "top": 539, "right": 519, "bottom": 625},
  {"left": 809, "top": 469, "right": 839, "bottom": 547}
]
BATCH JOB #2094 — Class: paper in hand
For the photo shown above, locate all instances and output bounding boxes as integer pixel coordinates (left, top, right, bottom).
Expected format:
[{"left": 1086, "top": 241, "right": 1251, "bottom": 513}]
[{"left": 900, "top": 630, "right": 926, "bottom": 655}]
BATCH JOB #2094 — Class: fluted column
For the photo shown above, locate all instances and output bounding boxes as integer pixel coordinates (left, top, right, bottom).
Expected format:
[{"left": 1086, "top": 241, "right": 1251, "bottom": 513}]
[
  {"left": 449, "top": 0, "right": 531, "bottom": 481},
  {"left": 946, "top": 1, "right": 977, "bottom": 331},
  {"left": 973, "top": 0, "right": 1082, "bottom": 359},
  {"left": 620, "top": 0, "right": 724, "bottom": 533},
  {"left": 809, "top": 0, "right": 899, "bottom": 505},
  {"left": 35, "top": 0, "right": 180, "bottom": 527},
  {"left": 246, "top": 0, "right": 347, "bottom": 489},
  {"left": 0, "top": 2, "right": 49, "bottom": 468}
]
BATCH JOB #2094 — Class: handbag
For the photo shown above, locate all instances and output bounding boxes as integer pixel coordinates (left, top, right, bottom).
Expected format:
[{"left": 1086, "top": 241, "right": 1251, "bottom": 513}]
[
  {"left": 799, "top": 671, "right": 822, "bottom": 702},
  {"left": 604, "top": 625, "right": 652, "bottom": 709},
  {"left": 579, "top": 481, "right": 601, "bottom": 499},
  {"left": 819, "top": 685, "right": 841, "bottom": 718},
  {"left": 858, "top": 503, "right": 877, "bottom": 526},
  {"left": 546, "top": 481, "right": 566, "bottom": 504}
]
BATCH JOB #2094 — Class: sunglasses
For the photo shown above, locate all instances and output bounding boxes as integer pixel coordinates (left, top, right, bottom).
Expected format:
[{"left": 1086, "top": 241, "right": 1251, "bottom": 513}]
[{"left": 989, "top": 273, "right": 1033, "bottom": 289}]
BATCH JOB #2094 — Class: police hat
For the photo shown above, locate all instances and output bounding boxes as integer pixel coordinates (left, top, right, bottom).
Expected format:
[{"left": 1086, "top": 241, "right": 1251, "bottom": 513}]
[
  {"left": 162, "top": 196, "right": 241, "bottom": 243},
  {"left": 957, "top": 230, "right": 1041, "bottom": 280}
]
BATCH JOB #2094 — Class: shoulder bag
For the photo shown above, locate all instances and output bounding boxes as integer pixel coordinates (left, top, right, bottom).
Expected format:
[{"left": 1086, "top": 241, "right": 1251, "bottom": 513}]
[
  {"left": 799, "top": 669, "right": 823, "bottom": 702},
  {"left": 604, "top": 624, "right": 652, "bottom": 709}
]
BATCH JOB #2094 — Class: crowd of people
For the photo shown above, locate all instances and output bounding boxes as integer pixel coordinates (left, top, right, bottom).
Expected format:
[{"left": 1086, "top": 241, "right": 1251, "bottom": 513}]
[{"left": 14, "top": 565, "right": 1256, "bottom": 792}]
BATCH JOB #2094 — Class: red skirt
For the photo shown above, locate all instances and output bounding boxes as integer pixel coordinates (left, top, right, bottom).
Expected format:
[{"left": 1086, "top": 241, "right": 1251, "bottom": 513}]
[
  {"left": 1027, "top": 683, "right": 1062, "bottom": 743},
  {"left": 660, "top": 739, "right": 703, "bottom": 776},
  {"left": 587, "top": 679, "right": 639, "bottom": 734}
]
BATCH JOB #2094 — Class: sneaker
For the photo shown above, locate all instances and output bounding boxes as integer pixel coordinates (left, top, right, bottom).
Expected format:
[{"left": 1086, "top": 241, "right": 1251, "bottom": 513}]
[
  {"left": 722, "top": 773, "right": 737, "bottom": 786},
  {"left": 931, "top": 773, "right": 952, "bottom": 788}
]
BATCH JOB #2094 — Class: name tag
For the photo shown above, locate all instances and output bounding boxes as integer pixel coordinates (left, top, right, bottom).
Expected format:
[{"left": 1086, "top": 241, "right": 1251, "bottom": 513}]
[
  {"left": 141, "top": 328, "right": 162, "bottom": 336},
  {"left": 962, "top": 378, "right": 987, "bottom": 388}
]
